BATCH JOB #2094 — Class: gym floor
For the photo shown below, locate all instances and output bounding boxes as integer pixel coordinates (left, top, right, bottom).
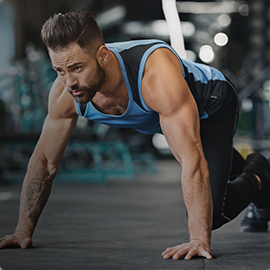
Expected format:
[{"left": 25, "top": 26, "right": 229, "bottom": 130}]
[{"left": 0, "top": 159, "right": 270, "bottom": 270}]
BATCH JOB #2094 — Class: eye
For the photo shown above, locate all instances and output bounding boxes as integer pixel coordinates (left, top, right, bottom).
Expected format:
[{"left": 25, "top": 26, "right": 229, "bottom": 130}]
[
  {"left": 74, "top": 66, "right": 82, "bottom": 72},
  {"left": 54, "top": 68, "right": 65, "bottom": 76},
  {"left": 58, "top": 70, "right": 65, "bottom": 76}
]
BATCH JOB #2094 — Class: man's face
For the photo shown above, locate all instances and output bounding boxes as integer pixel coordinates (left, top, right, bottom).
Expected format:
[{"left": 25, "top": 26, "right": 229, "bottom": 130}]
[{"left": 49, "top": 43, "right": 105, "bottom": 104}]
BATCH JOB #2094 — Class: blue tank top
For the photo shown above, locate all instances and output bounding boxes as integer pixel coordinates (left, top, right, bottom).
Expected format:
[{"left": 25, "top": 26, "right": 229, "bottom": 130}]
[{"left": 73, "top": 39, "right": 227, "bottom": 135}]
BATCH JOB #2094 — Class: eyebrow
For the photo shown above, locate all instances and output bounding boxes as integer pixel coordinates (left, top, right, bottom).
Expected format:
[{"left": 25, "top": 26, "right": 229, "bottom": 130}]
[
  {"left": 67, "top": 62, "right": 83, "bottom": 69},
  {"left": 53, "top": 62, "right": 83, "bottom": 70}
]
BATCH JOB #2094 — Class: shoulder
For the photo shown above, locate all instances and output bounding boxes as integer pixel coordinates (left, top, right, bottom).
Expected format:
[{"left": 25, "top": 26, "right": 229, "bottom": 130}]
[
  {"left": 141, "top": 48, "right": 190, "bottom": 115},
  {"left": 48, "top": 77, "right": 77, "bottom": 119},
  {"left": 145, "top": 47, "right": 182, "bottom": 73},
  {"left": 143, "top": 47, "right": 184, "bottom": 88}
]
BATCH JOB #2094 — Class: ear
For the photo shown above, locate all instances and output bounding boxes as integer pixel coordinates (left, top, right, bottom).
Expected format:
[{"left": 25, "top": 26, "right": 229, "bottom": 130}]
[{"left": 96, "top": 45, "right": 110, "bottom": 66}]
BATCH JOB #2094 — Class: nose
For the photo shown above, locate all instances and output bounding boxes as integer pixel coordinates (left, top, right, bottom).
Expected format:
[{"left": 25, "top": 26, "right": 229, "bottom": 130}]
[{"left": 63, "top": 73, "right": 78, "bottom": 88}]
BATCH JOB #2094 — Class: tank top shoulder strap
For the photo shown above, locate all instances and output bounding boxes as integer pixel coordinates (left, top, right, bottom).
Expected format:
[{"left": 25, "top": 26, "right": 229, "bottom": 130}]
[{"left": 118, "top": 43, "right": 156, "bottom": 110}]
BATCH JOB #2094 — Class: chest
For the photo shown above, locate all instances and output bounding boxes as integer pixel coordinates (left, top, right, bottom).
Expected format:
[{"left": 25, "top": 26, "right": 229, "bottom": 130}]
[{"left": 91, "top": 92, "right": 129, "bottom": 116}]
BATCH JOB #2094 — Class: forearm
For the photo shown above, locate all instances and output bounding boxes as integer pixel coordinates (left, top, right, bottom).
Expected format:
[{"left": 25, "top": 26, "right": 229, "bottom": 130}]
[
  {"left": 15, "top": 165, "right": 57, "bottom": 236},
  {"left": 182, "top": 159, "right": 213, "bottom": 245}
]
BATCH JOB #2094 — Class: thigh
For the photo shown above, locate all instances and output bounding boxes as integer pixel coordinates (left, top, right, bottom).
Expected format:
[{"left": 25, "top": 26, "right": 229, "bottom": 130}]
[
  {"left": 200, "top": 119, "right": 234, "bottom": 211},
  {"left": 230, "top": 148, "right": 245, "bottom": 180},
  {"left": 200, "top": 82, "right": 239, "bottom": 215}
]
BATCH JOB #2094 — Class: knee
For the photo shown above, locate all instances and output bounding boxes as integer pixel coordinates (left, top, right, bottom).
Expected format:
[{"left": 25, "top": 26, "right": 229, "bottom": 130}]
[{"left": 212, "top": 210, "right": 230, "bottom": 230}]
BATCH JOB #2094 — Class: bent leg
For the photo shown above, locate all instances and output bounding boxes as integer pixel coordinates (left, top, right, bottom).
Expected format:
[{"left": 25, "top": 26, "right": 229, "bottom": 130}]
[
  {"left": 229, "top": 148, "right": 245, "bottom": 180},
  {"left": 200, "top": 82, "right": 256, "bottom": 230}
]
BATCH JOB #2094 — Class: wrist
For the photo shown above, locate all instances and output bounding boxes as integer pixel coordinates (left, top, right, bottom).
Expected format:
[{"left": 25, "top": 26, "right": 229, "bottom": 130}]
[
  {"left": 190, "top": 235, "right": 211, "bottom": 247},
  {"left": 15, "top": 229, "right": 32, "bottom": 237},
  {"left": 15, "top": 222, "right": 35, "bottom": 237}
]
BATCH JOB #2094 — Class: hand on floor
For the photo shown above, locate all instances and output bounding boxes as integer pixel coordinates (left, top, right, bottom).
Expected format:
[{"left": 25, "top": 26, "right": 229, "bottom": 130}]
[
  {"left": 162, "top": 239, "right": 212, "bottom": 260},
  {"left": 0, "top": 230, "right": 32, "bottom": 249}
]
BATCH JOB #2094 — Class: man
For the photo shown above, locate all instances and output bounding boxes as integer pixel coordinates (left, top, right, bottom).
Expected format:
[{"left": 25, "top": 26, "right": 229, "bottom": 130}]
[{"left": 1, "top": 10, "right": 270, "bottom": 260}]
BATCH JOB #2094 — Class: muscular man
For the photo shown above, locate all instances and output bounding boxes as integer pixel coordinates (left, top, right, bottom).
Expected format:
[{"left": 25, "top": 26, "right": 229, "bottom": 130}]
[{"left": 1, "top": 10, "right": 270, "bottom": 260}]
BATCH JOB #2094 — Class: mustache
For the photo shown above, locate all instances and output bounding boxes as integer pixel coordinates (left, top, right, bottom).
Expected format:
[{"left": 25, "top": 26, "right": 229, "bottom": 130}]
[{"left": 70, "top": 85, "right": 89, "bottom": 91}]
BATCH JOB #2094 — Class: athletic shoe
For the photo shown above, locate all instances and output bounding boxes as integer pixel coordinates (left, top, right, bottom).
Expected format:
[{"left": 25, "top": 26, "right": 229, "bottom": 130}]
[
  {"left": 244, "top": 153, "right": 270, "bottom": 209},
  {"left": 240, "top": 203, "right": 268, "bottom": 232},
  {"left": 255, "top": 205, "right": 270, "bottom": 222}
]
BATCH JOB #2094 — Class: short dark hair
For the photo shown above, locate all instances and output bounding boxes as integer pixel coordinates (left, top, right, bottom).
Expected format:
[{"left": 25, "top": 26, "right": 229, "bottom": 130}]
[{"left": 41, "top": 10, "right": 104, "bottom": 54}]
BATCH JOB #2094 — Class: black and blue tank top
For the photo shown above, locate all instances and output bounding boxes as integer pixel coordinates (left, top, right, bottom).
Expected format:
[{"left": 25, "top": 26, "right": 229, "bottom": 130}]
[{"left": 74, "top": 39, "right": 227, "bottom": 135}]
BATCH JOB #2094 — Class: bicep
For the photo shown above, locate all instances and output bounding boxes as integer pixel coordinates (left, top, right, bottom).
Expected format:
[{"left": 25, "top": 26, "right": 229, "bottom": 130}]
[{"left": 159, "top": 94, "right": 203, "bottom": 166}]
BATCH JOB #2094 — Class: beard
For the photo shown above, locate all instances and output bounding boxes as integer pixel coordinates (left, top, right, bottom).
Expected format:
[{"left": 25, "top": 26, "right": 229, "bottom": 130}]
[{"left": 69, "top": 60, "right": 106, "bottom": 104}]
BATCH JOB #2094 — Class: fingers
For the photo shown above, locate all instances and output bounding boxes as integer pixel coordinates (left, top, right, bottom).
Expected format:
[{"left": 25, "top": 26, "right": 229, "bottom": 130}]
[
  {"left": 20, "top": 237, "right": 32, "bottom": 249},
  {"left": 0, "top": 233, "right": 32, "bottom": 249},
  {"left": 0, "top": 239, "right": 6, "bottom": 248},
  {"left": 0, "top": 235, "right": 15, "bottom": 249},
  {"left": 162, "top": 242, "right": 212, "bottom": 260},
  {"left": 162, "top": 246, "right": 181, "bottom": 259},
  {"left": 200, "top": 249, "right": 212, "bottom": 260},
  {"left": 162, "top": 245, "right": 187, "bottom": 260},
  {"left": 184, "top": 248, "right": 212, "bottom": 260}
]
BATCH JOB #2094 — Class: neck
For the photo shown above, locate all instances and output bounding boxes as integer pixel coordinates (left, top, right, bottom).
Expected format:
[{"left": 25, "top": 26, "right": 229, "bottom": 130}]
[
  {"left": 91, "top": 51, "right": 128, "bottom": 115},
  {"left": 97, "top": 51, "right": 124, "bottom": 96}
]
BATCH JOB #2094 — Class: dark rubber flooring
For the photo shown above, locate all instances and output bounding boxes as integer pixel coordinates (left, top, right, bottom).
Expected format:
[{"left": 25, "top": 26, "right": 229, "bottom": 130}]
[{"left": 0, "top": 160, "right": 270, "bottom": 269}]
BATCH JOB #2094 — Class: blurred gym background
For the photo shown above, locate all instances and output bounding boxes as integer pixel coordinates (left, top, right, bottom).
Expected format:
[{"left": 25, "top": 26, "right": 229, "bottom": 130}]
[{"left": 0, "top": 0, "right": 270, "bottom": 183}]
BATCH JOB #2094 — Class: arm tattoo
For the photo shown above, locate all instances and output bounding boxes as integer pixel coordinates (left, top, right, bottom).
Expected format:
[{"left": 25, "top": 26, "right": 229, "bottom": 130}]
[{"left": 23, "top": 168, "right": 56, "bottom": 225}]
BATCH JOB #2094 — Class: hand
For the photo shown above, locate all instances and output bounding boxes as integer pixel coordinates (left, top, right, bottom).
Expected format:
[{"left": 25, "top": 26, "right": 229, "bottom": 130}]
[
  {"left": 162, "top": 239, "right": 212, "bottom": 260},
  {"left": 0, "top": 230, "right": 32, "bottom": 249}
]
